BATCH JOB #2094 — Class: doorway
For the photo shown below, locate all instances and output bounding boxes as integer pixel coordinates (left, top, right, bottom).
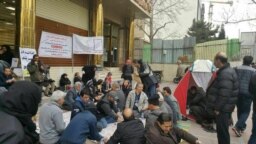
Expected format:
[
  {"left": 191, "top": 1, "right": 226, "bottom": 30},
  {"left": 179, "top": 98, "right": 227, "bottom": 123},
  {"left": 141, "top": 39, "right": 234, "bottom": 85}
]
[{"left": 103, "top": 22, "right": 119, "bottom": 67}]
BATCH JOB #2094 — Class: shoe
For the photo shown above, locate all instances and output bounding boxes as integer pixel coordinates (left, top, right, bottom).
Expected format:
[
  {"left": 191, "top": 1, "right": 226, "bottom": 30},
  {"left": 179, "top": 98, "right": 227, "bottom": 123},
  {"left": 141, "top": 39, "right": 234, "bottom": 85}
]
[
  {"left": 202, "top": 125, "right": 216, "bottom": 133},
  {"left": 232, "top": 127, "right": 242, "bottom": 137}
]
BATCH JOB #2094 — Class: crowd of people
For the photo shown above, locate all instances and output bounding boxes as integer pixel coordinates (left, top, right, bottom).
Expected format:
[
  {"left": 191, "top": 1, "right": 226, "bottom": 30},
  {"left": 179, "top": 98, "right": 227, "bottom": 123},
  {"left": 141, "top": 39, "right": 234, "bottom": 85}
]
[{"left": 0, "top": 51, "right": 256, "bottom": 144}]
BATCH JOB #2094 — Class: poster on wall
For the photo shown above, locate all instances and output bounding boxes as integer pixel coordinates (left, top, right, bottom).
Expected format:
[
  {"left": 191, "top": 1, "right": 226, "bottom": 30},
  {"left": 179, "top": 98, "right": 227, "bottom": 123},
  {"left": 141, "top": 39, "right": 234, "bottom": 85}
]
[
  {"left": 73, "top": 34, "right": 103, "bottom": 55},
  {"left": 38, "top": 31, "right": 72, "bottom": 59},
  {"left": 19, "top": 48, "right": 37, "bottom": 77}
]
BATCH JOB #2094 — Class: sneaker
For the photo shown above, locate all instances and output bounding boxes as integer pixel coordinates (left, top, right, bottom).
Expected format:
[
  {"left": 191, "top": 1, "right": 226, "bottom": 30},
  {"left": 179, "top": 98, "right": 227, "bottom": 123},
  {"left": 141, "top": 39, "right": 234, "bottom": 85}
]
[
  {"left": 202, "top": 125, "right": 216, "bottom": 133},
  {"left": 232, "top": 127, "right": 242, "bottom": 137}
]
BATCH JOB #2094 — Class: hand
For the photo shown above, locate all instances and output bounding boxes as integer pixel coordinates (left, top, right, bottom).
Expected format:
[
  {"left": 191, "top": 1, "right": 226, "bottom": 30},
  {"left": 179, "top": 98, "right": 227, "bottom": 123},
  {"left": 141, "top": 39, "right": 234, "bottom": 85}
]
[
  {"left": 196, "top": 140, "right": 202, "bottom": 144},
  {"left": 214, "top": 110, "right": 220, "bottom": 115}
]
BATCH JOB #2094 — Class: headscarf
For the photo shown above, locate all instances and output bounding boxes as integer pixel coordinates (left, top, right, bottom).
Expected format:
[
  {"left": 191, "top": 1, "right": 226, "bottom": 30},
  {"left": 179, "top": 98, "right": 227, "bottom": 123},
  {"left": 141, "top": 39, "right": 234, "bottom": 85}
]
[{"left": 0, "top": 81, "right": 42, "bottom": 141}]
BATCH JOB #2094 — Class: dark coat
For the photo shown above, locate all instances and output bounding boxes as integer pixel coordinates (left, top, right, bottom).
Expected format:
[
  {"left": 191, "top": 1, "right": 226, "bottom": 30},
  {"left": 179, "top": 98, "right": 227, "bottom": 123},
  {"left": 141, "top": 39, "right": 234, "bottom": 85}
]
[
  {"left": 116, "top": 90, "right": 126, "bottom": 111},
  {"left": 59, "top": 77, "right": 71, "bottom": 87},
  {"left": 108, "top": 119, "right": 145, "bottom": 144},
  {"left": 145, "top": 122, "right": 198, "bottom": 144},
  {"left": 249, "top": 73, "right": 256, "bottom": 112},
  {"left": 73, "top": 76, "right": 82, "bottom": 84},
  {"left": 97, "top": 96, "right": 118, "bottom": 120},
  {"left": 122, "top": 64, "right": 134, "bottom": 80},
  {"left": 60, "top": 111, "right": 102, "bottom": 144},
  {"left": 122, "top": 85, "right": 132, "bottom": 97},
  {"left": 70, "top": 96, "right": 99, "bottom": 120},
  {"left": 0, "top": 81, "right": 42, "bottom": 144},
  {"left": 27, "top": 60, "right": 44, "bottom": 82},
  {"left": 235, "top": 65, "right": 256, "bottom": 96},
  {"left": 139, "top": 64, "right": 157, "bottom": 89},
  {"left": 206, "top": 63, "right": 239, "bottom": 113},
  {"left": 63, "top": 88, "right": 79, "bottom": 111},
  {"left": 187, "top": 88, "right": 206, "bottom": 108},
  {"left": 0, "top": 73, "right": 14, "bottom": 89}
]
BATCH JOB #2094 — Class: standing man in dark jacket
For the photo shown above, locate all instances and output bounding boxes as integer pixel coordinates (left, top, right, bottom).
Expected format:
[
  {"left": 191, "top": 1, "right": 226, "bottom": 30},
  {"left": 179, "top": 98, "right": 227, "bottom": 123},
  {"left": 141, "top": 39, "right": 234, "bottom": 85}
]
[
  {"left": 122, "top": 59, "right": 134, "bottom": 81},
  {"left": 233, "top": 56, "right": 256, "bottom": 137},
  {"left": 27, "top": 54, "right": 44, "bottom": 85},
  {"left": 249, "top": 73, "right": 256, "bottom": 144},
  {"left": 0, "top": 81, "right": 42, "bottom": 144},
  {"left": 108, "top": 108, "right": 145, "bottom": 144},
  {"left": 206, "top": 52, "right": 239, "bottom": 144}
]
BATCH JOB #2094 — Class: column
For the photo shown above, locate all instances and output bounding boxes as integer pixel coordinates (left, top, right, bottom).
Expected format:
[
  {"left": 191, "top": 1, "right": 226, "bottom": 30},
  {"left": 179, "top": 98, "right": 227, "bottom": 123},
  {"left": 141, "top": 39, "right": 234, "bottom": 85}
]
[
  {"left": 94, "top": 0, "right": 104, "bottom": 66},
  {"left": 19, "top": 0, "right": 36, "bottom": 48},
  {"left": 128, "top": 17, "right": 135, "bottom": 60}
]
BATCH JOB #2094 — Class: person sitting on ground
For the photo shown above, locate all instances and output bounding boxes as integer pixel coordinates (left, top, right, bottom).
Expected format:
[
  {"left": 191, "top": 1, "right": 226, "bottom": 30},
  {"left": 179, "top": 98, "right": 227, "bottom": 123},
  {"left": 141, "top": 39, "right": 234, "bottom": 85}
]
[
  {"left": 173, "top": 60, "right": 184, "bottom": 84},
  {"left": 102, "top": 72, "right": 112, "bottom": 94},
  {"left": 59, "top": 73, "right": 71, "bottom": 91},
  {"left": 71, "top": 88, "right": 105, "bottom": 130},
  {"left": 71, "top": 88, "right": 98, "bottom": 120},
  {"left": 111, "top": 82, "right": 126, "bottom": 111},
  {"left": 145, "top": 94, "right": 164, "bottom": 130},
  {"left": 108, "top": 108, "right": 146, "bottom": 144},
  {"left": 163, "top": 87, "right": 182, "bottom": 121},
  {"left": 0, "top": 45, "right": 14, "bottom": 65},
  {"left": 125, "top": 83, "right": 148, "bottom": 118},
  {"left": 96, "top": 79, "right": 104, "bottom": 95},
  {"left": 0, "top": 81, "right": 42, "bottom": 144},
  {"left": 122, "top": 80, "right": 132, "bottom": 98},
  {"left": 39, "top": 90, "right": 66, "bottom": 144},
  {"left": 145, "top": 113, "right": 201, "bottom": 144},
  {"left": 73, "top": 72, "right": 82, "bottom": 84},
  {"left": 187, "top": 86, "right": 197, "bottom": 108},
  {"left": 188, "top": 87, "right": 207, "bottom": 124},
  {"left": 84, "top": 78, "right": 98, "bottom": 99},
  {"left": 0, "top": 67, "right": 15, "bottom": 89},
  {"left": 63, "top": 82, "right": 82, "bottom": 111},
  {"left": 158, "top": 90, "right": 175, "bottom": 124},
  {"left": 97, "top": 91, "right": 121, "bottom": 125},
  {"left": 59, "top": 111, "right": 108, "bottom": 144}
]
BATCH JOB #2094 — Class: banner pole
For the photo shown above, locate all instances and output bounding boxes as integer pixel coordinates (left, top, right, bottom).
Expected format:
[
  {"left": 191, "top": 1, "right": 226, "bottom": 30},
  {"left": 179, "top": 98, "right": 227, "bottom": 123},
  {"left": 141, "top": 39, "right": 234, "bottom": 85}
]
[{"left": 72, "top": 35, "right": 74, "bottom": 74}]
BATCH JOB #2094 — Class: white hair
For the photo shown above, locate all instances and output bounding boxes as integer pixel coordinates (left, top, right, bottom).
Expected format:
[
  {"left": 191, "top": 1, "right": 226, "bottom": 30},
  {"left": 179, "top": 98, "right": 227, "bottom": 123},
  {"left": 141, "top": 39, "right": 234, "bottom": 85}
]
[
  {"left": 51, "top": 90, "right": 66, "bottom": 102},
  {"left": 74, "top": 82, "right": 82, "bottom": 87}
]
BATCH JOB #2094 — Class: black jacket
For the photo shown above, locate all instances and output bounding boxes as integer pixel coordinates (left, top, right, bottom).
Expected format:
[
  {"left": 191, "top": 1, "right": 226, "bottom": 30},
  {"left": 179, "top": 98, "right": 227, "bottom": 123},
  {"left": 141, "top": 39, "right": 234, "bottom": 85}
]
[
  {"left": 122, "top": 64, "right": 134, "bottom": 80},
  {"left": 97, "top": 96, "right": 118, "bottom": 119},
  {"left": 108, "top": 119, "right": 145, "bottom": 144},
  {"left": 249, "top": 73, "right": 256, "bottom": 112},
  {"left": 206, "top": 63, "right": 239, "bottom": 113},
  {"left": 187, "top": 88, "right": 206, "bottom": 108}
]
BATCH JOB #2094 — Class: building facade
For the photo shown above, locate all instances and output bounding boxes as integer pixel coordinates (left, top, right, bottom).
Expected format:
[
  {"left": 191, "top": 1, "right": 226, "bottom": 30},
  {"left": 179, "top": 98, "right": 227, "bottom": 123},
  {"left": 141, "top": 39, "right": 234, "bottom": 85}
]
[{"left": 0, "top": 0, "right": 150, "bottom": 83}]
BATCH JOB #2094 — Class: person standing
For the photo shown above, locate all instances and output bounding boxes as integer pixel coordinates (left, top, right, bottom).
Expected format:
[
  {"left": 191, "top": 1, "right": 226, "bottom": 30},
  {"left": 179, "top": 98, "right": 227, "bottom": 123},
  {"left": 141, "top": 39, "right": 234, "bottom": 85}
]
[
  {"left": 136, "top": 60, "right": 158, "bottom": 98},
  {"left": 125, "top": 83, "right": 148, "bottom": 118},
  {"left": 248, "top": 73, "right": 256, "bottom": 144},
  {"left": 108, "top": 108, "right": 145, "bottom": 144},
  {"left": 0, "top": 45, "right": 14, "bottom": 65},
  {"left": 132, "top": 59, "right": 142, "bottom": 89},
  {"left": 27, "top": 54, "right": 44, "bottom": 85},
  {"left": 206, "top": 52, "right": 239, "bottom": 144},
  {"left": 173, "top": 60, "right": 184, "bottom": 84},
  {"left": 39, "top": 90, "right": 66, "bottom": 144},
  {"left": 59, "top": 73, "right": 71, "bottom": 91},
  {"left": 232, "top": 56, "right": 256, "bottom": 136},
  {"left": 122, "top": 59, "right": 134, "bottom": 81},
  {"left": 0, "top": 81, "right": 42, "bottom": 144}
]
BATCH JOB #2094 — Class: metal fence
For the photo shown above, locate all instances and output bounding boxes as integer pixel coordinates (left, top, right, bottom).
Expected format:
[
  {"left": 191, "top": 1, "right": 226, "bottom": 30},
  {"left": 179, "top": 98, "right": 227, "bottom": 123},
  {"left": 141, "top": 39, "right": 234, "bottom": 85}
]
[{"left": 151, "top": 37, "right": 196, "bottom": 64}]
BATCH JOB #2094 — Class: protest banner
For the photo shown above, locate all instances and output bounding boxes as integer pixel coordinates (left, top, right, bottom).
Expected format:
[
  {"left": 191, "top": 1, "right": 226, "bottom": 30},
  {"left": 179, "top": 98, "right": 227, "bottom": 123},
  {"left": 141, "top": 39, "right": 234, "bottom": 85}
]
[{"left": 19, "top": 48, "right": 37, "bottom": 77}]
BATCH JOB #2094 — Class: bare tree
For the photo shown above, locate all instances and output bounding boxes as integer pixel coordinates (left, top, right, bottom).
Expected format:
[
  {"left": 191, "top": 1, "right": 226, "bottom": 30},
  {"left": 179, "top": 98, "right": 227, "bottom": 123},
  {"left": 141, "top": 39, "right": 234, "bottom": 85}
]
[
  {"left": 213, "top": 0, "right": 256, "bottom": 24},
  {"left": 136, "top": 0, "right": 187, "bottom": 43}
]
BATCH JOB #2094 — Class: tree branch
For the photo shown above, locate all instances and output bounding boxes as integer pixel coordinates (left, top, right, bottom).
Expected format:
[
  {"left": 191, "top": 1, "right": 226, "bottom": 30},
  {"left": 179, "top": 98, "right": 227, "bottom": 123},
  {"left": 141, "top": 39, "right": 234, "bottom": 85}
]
[
  {"left": 153, "top": 21, "right": 173, "bottom": 37},
  {"left": 135, "top": 22, "right": 150, "bottom": 37},
  {"left": 214, "top": 18, "right": 256, "bottom": 24},
  {"left": 252, "top": 0, "right": 256, "bottom": 4}
]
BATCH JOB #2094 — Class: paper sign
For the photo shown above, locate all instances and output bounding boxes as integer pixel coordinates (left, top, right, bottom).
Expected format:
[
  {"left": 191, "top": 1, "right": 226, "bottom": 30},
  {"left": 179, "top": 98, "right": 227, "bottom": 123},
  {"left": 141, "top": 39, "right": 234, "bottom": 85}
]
[
  {"left": 19, "top": 48, "right": 37, "bottom": 77},
  {"left": 73, "top": 34, "right": 103, "bottom": 55},
  {"left": 11, "top": 58, "right": 19, "bottom": 68},
  {"left": 39, "top": 31, "right": 72, "bottom": 59}
]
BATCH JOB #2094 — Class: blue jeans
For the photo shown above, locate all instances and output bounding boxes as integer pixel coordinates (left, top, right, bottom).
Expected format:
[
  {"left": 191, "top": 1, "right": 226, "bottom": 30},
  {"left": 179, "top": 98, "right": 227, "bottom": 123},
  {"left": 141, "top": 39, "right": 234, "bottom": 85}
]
[
  {"left": 249, "top": 112, "right": 256, "bottom": 144},
  {"left": 148, "top": 84, "right": 156, "bottom": 98},
  {"left": 235, "top": 95, "right": 252, "bottom": 131},
  {"left": 98, "top": 116, "right": 116, "bottom": 128}
]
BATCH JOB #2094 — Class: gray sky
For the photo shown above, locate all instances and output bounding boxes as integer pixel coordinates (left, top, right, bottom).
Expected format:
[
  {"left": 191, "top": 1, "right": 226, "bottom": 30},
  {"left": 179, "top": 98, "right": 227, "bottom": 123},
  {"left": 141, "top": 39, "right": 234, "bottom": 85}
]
[{"left": 203, "top": 0, "right": 256, "bottom": 38}]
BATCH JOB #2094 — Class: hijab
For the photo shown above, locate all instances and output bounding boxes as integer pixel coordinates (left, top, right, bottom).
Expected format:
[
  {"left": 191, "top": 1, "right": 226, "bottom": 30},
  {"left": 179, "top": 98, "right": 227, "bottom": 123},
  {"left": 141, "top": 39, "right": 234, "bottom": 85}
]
[{"left": 0, "top": 81, "right": 42, "bottom": 142}]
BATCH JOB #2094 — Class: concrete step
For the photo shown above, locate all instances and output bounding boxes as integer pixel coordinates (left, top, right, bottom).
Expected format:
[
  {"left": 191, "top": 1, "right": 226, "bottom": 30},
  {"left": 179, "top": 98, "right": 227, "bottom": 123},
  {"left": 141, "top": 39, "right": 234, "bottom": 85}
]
[{"left": 96, "top": 67, "right": 122, "bottom": 82}]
